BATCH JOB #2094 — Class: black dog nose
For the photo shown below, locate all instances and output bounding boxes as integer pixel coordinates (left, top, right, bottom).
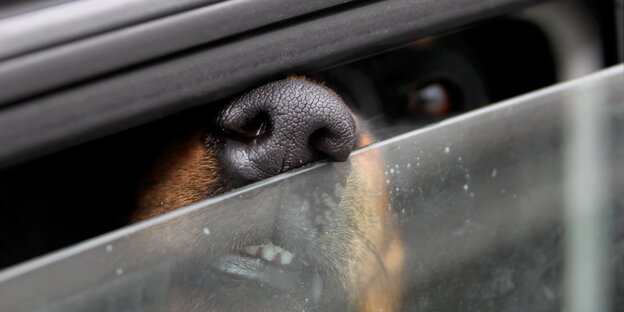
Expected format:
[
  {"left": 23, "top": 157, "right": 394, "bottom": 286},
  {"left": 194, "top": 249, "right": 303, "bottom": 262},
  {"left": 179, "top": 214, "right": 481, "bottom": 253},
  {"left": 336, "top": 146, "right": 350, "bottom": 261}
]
[{"left": 217, "top": 78, "right": 357, "bottom": 184}]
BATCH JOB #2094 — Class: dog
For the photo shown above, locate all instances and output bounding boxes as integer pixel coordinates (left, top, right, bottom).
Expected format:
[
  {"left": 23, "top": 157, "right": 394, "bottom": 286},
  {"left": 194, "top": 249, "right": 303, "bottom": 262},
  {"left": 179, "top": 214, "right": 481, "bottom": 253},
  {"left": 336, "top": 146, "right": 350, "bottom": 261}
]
[{"left": 132, "top": 77, "right": 405, "bottom": 311}]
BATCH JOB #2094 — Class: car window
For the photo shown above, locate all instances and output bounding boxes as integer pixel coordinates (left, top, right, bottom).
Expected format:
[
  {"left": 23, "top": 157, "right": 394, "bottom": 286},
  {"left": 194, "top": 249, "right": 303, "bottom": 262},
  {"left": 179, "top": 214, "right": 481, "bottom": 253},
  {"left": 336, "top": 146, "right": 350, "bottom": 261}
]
[{"left": 0, "top": 66, "right": 621, "bottom": 311}]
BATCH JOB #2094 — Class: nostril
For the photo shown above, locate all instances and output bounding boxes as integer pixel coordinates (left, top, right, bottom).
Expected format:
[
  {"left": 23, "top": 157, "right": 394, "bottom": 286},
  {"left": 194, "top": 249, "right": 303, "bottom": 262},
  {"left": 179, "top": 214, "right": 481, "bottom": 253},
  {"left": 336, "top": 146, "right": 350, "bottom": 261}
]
[
  {"left": 309, "top": 123, "right": 354, "bottom": 162},
  {"left": 309, "top": 128, "right": 335, "bottom": 159},
  {"left": 222, "top": 112, "right": 271, "bottom": 142},
  {"left": 240, "top": 112, "right": 270, "bottom": 139},
  {"left": 309, "top": 128, "right": 332, "bottom": 158}
]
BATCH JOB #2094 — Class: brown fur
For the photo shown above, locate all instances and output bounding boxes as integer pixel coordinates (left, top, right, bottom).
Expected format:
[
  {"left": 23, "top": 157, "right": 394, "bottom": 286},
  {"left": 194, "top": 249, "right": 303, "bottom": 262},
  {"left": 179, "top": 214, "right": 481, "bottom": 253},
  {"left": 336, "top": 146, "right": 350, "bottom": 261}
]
[
  {"left": 347, "top": 133, "right": 405, "bottom": 311},
  {"left": 133, "top": 125, "right": 224, "bottom": 221}
]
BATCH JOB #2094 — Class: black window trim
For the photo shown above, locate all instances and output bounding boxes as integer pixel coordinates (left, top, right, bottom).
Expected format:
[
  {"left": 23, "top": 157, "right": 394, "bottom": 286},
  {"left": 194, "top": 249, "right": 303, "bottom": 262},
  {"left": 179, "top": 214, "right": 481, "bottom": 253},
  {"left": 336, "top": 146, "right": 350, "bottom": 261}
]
[{"left": 0, "top": 0, "right": 540, "bottom": 169}]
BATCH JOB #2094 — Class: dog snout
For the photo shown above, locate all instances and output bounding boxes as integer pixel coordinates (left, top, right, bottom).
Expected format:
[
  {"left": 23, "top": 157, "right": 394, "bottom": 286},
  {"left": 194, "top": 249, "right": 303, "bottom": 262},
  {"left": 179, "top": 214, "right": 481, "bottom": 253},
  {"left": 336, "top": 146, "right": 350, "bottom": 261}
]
[{"left": 217, "top": 78, "right": 357, "bottom": 185}]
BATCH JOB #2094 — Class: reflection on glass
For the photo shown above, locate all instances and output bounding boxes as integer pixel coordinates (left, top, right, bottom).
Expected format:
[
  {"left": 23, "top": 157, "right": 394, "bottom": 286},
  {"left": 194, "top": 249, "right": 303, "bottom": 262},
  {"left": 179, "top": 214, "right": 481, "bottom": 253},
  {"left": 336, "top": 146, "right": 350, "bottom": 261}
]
[{"left": 0, "top": 66, "right": 622, "bottom": 312}]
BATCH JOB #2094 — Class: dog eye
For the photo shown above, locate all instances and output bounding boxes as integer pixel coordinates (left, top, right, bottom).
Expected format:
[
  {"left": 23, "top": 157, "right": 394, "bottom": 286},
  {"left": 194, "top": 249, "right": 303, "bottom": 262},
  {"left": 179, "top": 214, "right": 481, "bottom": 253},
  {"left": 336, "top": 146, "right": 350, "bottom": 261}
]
[{"left": 407, "top": 82, "right": 456, "bottom": 117}]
